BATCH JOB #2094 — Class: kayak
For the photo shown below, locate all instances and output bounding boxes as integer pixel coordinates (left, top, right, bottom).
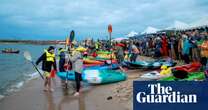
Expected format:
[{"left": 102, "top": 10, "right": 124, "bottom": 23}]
[
  {"left": 86, "top": 56, "right": 117, "bottom": 63},
  {"left": 160, "top": 72, "right": 206, "bottom": 81},
  {"left": 83, "top": 59, "right": 104, "bottom": 65},
  {"left": 139, "top": 70, "right": 172, "bottom": 80},
  {"left": 84, "top": 63, "right": 103, "bottom": 68},
  {"left": 172, "top": 62, "right": 201, "bottom": 72},
  {"left": 83, "top": 70, "right": 127, "bottom": 84},
  {"left": 57, "top": 69, "right": 127, "bottom": 84},
  {"left": 96, "top": 51, "right": 112, "bottom": 55},
  {"left": 97, "top": 54, "right": 116, "bottom": 59},
  {"left": 1, "top": 50, "right": 20, "bottom": 54},
  {"left": 84, "top": 63, "right": 119, "bottom": 70},
  {"left": 95, "top": 57, "right": 110, "bottom": 61},
  {"left": 83, "top": 60, "right": 117, "bottom": 68},
  {"left": 140, "top": 71, "right": 161, "bottom": 79},
  {"left": 124, "top": 60, "right": 176, "bottom": 69}
]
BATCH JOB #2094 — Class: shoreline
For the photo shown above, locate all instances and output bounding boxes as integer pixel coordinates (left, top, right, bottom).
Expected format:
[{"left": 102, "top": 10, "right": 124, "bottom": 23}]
[
  {"left": 0, "top": 40, "right": 65, "bottom": 45},
  {"left": 0, "top": 56, "right": 154, "bottom": 110},
  {"left": 0, "top": 69, "right": 146, "bottom": 110}
]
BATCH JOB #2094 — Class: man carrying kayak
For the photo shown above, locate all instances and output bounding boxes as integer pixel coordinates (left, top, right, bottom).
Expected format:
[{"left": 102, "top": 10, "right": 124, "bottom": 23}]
[{"left": 36, "top": 46, "right": 57, "bottom": 92}]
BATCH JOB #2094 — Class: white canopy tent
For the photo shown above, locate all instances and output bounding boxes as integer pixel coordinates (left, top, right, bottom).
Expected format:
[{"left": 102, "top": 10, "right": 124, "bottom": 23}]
[
  {"left": 112, "top": 37, "right": 128, "bottom": 42},
  {"left": 126, "top": 30, "right": 139, "bottom": 37},
  {"left": 189, "top": 17, "right": 208, "bottom": 29},
  {"left": 166, "top": 20, "right": 189, "bottom": 30},
  {"left": 141, "top": 26, "right": 159, "bottom": 34}
]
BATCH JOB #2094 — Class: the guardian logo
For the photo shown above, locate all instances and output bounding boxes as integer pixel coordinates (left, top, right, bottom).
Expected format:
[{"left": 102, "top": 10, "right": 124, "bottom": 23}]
[{"left": 136, "top": 83, "right": 197, "bottom": 103}]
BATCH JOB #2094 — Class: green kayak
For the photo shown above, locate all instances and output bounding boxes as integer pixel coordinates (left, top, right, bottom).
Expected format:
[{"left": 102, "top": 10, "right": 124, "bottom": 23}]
[
  {"left": 96, "top": 51, "right": 112, "bottom": 54},
  {"left": 160, "top": 72, "right": 206, "bottom": 81}
]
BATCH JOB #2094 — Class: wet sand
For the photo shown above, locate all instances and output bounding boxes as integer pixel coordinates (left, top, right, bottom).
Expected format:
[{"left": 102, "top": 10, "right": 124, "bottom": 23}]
[
  {"left": 0, "top": 69, "right": 147, "bottom": 110},
  {"left": 0, "top": 56, "right": 154, "bottom": 110}
]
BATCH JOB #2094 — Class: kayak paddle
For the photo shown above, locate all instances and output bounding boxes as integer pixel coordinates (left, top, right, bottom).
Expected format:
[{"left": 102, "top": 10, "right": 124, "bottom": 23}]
[{"left": 23, "top": 51, "right": 44, "bottom": 80}]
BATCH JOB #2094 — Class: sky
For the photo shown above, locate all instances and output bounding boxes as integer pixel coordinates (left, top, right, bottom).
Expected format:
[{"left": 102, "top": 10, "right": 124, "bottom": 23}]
[{"left": 0, "top": 0, "right": 208, "bottom": 40}]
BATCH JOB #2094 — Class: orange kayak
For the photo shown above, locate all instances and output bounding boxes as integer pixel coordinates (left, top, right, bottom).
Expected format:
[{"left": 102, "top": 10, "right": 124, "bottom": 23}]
[{"left": 83, "top": 59, "right": 104, "bottom": 65}]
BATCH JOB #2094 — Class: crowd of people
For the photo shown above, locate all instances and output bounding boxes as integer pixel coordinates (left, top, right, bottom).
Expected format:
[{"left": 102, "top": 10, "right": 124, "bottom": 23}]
[
  {"left": 130, "top": 28, "right": 208, "bottom": 68},
  {"left": 34, "top": 27, "right": 208, "bottom": 96}
]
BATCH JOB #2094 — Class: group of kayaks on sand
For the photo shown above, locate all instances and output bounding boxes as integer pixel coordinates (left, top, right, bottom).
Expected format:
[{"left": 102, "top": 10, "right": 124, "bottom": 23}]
[
  {"left": 140, "top": 62, "right": 207, "bottom": 81},
  {"left": 32, "top": 39, "right": 208, "bottom": 96}
]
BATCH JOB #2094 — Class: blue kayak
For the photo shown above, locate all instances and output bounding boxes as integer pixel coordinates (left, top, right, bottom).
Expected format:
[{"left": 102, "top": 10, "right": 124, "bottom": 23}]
[
  {"left": 124, "top": 59, "right": 176, "bottom": 69},
  {"left": 57, "top": 69, "right": 127, "bottom": 84},
  {"left": 84, "top": 63, "right": 119, "bottom": 70}
]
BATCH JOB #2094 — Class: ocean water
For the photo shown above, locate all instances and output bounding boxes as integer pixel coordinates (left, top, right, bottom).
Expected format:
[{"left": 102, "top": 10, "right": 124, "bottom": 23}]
[{"left": 0, "top": 44, "right": 55, "bottom": 97}]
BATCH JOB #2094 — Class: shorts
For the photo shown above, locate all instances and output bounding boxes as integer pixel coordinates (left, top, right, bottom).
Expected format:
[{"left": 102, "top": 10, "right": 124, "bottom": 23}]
[
  {"left": 116, "top": 55, "right": 124, "bottom": 65},
  {"left": 43, "top": 71, "right": 50, "bottom": 77}
]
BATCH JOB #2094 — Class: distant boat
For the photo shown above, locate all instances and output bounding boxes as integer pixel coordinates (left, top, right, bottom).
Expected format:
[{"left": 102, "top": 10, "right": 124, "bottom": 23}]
[{"left": 1, "top": 49, "right": 20, "bottom": 54}]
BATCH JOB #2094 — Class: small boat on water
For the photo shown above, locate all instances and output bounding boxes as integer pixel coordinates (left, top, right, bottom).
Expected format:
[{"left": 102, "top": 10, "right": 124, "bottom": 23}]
[{"left": 1, "top": 49, "right": 20, "bottom": 54}]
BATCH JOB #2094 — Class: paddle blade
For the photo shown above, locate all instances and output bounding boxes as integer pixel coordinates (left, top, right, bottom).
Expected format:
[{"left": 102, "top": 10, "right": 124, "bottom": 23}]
[
  {"left": 70, "top": 30, "right": 75, "bottom": 42},
  {"left": 23, "top": 51, "right": 32, "bottom": 61}
]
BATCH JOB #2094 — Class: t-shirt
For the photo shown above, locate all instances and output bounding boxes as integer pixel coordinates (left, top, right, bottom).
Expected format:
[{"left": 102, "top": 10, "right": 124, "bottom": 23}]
[{"left": 132, "top": 44, "right": 139, "bottom": 54}]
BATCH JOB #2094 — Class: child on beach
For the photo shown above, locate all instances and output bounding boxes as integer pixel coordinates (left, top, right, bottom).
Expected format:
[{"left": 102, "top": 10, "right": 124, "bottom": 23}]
[{"left": 36, "top": 46, "right": 57, "bottom": 92}]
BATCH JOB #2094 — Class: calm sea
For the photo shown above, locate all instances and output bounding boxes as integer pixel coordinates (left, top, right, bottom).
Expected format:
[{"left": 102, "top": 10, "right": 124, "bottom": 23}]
[{"left": 0, "top": 44, "right": 57, "bottom": 98}]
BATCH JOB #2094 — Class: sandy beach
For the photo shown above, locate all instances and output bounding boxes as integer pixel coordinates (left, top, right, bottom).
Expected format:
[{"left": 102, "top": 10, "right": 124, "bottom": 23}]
[{"left": 0, "top": 66, "right": 152, "bottom": 110}]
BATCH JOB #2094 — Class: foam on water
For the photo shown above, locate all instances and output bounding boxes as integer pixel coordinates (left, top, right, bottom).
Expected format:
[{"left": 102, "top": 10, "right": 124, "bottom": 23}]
[
  {"left": 0, "top": 44, "right": 48, "bottom": 97},
  {"left": 6, "top": 81, "right": 24, "bottom": 93},
  {"left": 14, "top": 81, "right": 24, "bottom": 88},
  {"left": 26, "top": 72, "right": 39, "bottom": 80},
  {"left": 0, "top": 94, "right": 5, "bottom": 100},
  {"left": 4, "top": 72, "right": 40, "bottom": 96}
]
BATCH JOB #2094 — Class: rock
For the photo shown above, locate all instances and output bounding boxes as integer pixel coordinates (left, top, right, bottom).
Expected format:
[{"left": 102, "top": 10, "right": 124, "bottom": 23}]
[{"left": 107, "top": 96, "right": 113, "bottom": 100}]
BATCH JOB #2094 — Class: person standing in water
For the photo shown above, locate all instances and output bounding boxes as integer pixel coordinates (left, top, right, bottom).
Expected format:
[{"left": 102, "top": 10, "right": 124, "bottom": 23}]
[
  {"left": 36, "top": 46, "right": 57, "bottom": 92},
  {"left": 69, "top": 47, "right": 84, "bottom": 96}
]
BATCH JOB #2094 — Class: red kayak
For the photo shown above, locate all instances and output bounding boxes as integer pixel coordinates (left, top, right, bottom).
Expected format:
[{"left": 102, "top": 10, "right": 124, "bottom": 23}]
[
  {"left": 83, "top": 59, "right": 104, "bottom": 65},
  {"left": 172, "top": 62, "right": 201, "bottom": 72},
  {"left": 84, "top": 63, "right": 103, "bottom": 67},
  {"left": 83, "top": 60, "right": 117, "bottom": 68}
]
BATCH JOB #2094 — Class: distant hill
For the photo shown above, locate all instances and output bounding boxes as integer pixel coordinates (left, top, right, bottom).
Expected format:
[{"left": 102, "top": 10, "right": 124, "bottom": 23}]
[{"left": 0, "top": 39, "right": 65, "bottom": 45}]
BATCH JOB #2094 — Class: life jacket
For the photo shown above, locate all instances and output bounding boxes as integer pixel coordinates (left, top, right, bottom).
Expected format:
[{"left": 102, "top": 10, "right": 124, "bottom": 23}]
[
  {"left": 44, "top": 50, "right": 55, "bottom": 62},
  {"left": 95, "top": 42, "right": 99, "bottom": 49},
  {"left": 58, "top": 49, "right": 65, "bottom": 55},
  {"left": 160, "top": 65, "right": 172, "bottom": 76},
  {"left": 160, "top": 68, "right": 172, "bottom": 76},
  {"left": 58, "top": 48, "right": 65, "bottom": 60}
]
